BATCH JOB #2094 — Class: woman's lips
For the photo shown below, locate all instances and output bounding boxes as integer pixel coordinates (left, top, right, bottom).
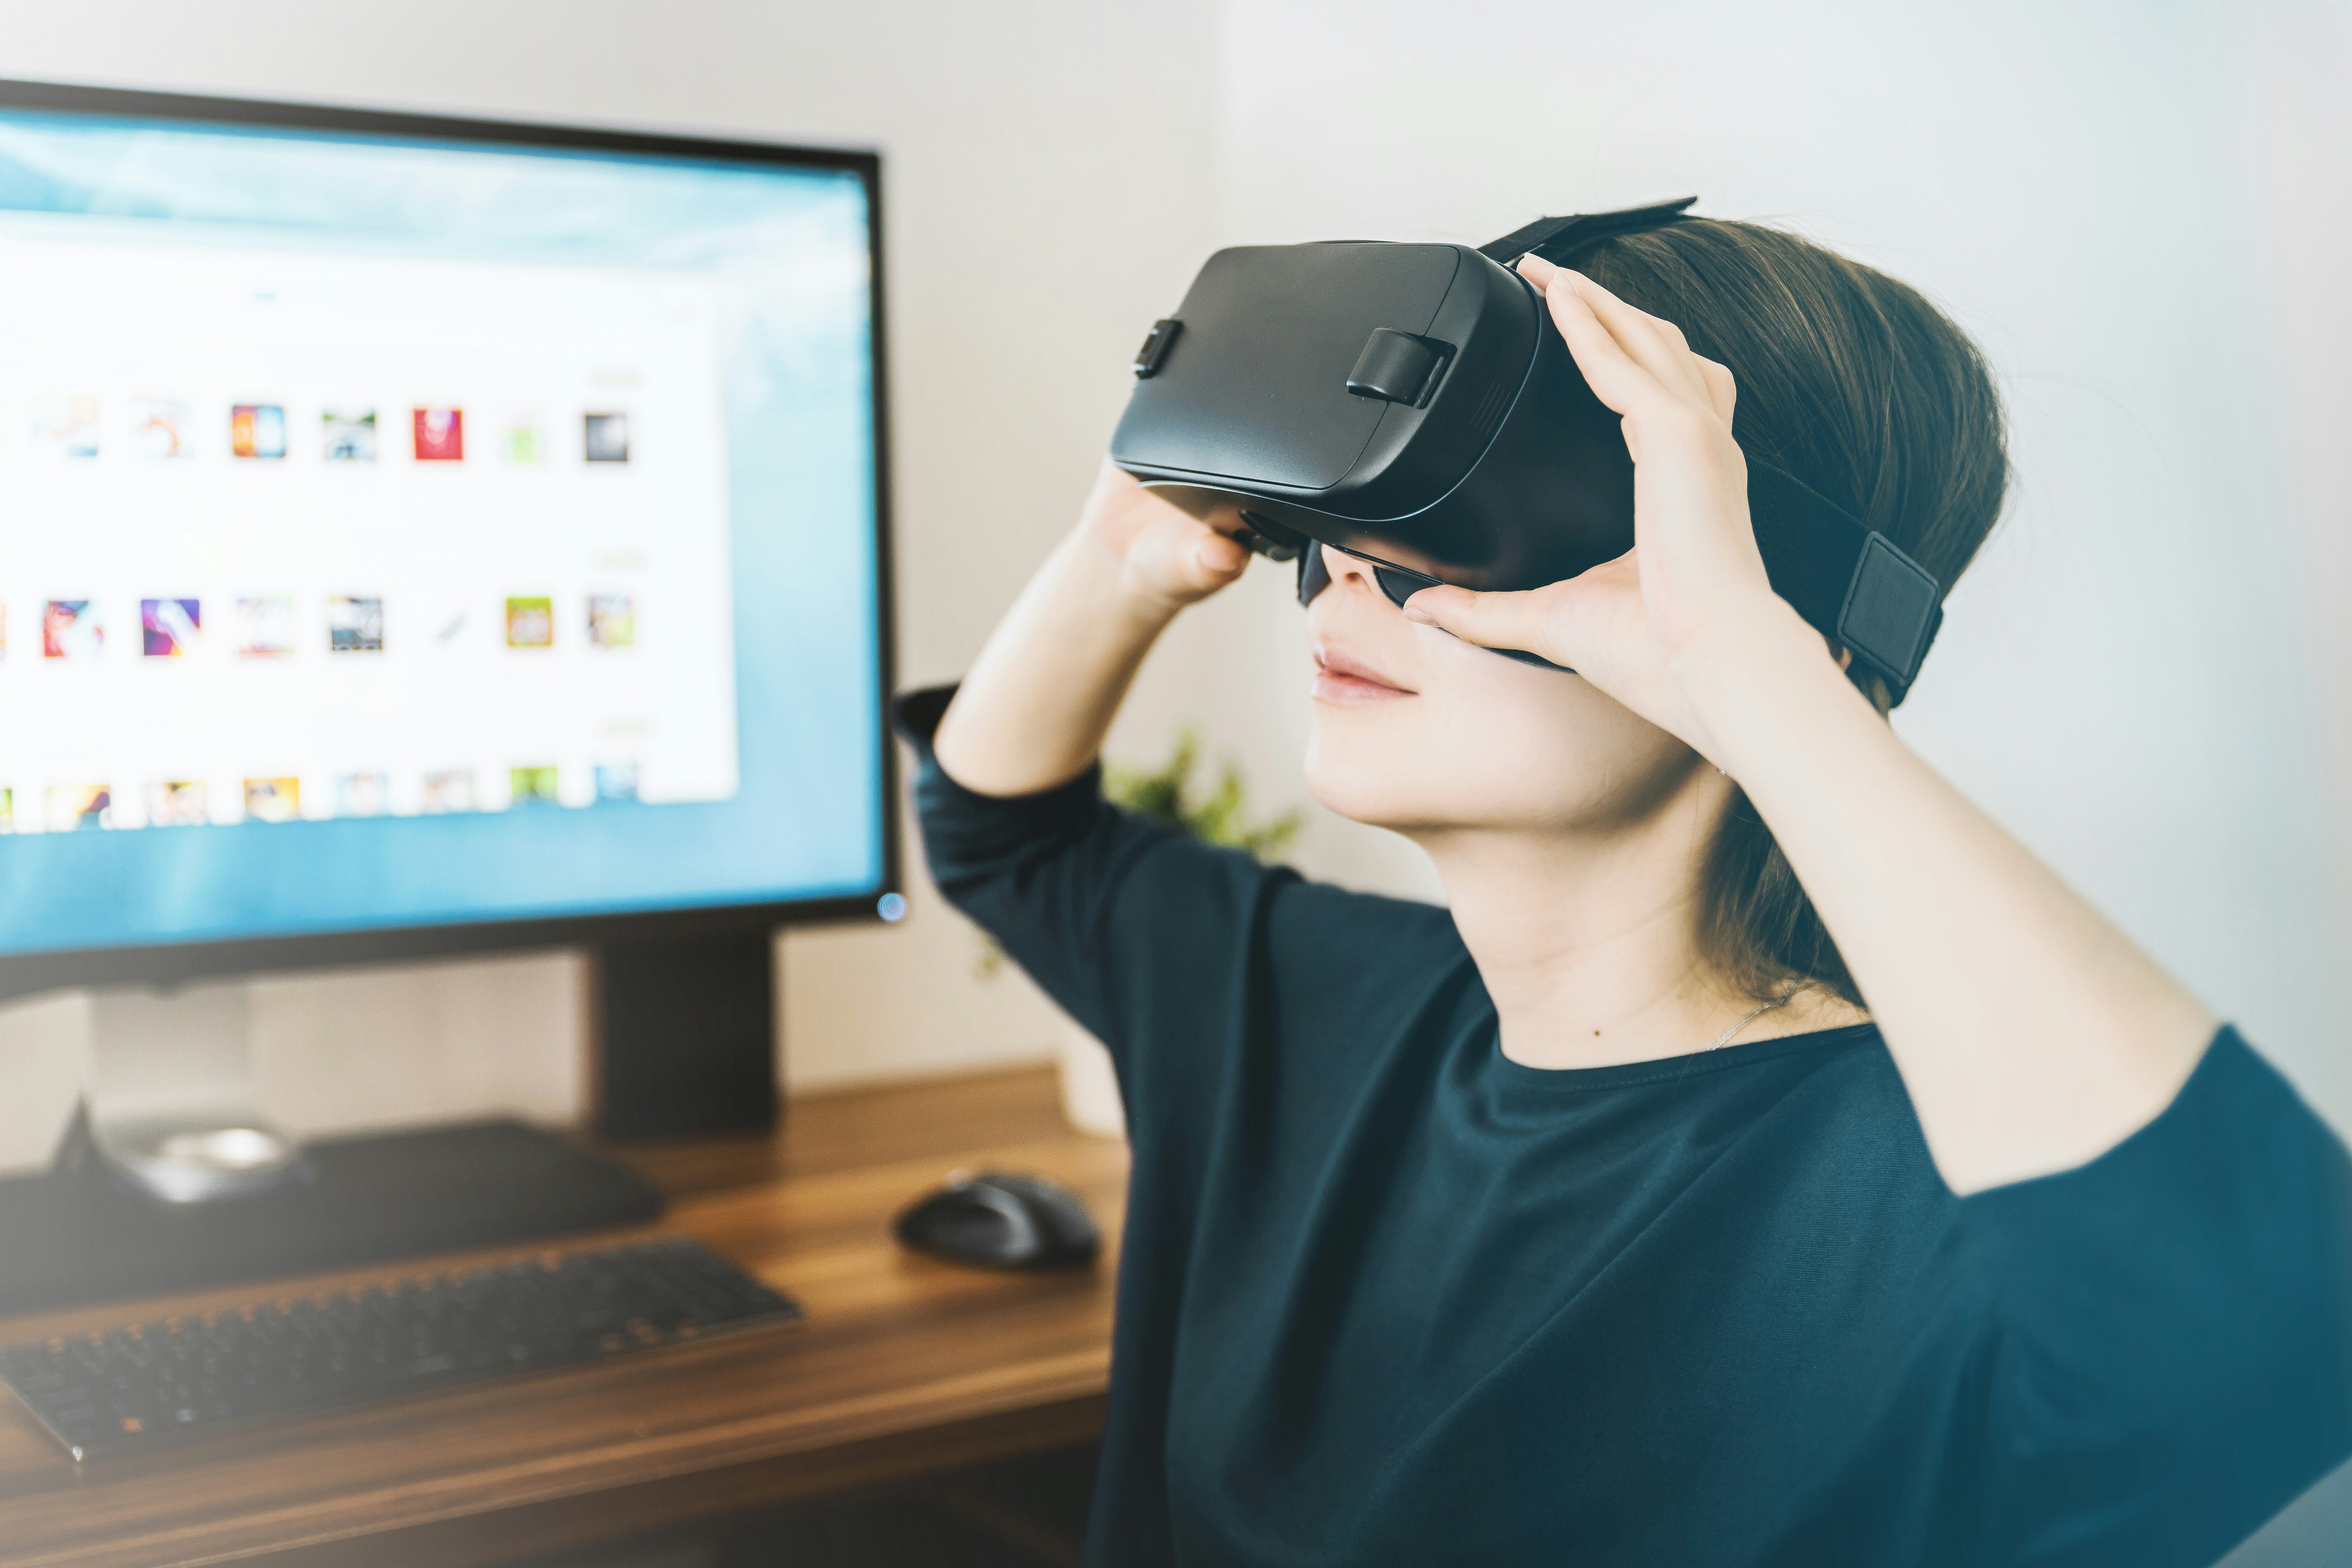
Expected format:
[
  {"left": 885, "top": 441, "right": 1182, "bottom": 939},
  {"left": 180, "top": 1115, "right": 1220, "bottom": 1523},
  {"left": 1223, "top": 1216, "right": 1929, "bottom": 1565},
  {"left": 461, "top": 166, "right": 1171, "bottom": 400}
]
[{"left": 1311, "top": 643, "right": 1416, "bottom": 704}]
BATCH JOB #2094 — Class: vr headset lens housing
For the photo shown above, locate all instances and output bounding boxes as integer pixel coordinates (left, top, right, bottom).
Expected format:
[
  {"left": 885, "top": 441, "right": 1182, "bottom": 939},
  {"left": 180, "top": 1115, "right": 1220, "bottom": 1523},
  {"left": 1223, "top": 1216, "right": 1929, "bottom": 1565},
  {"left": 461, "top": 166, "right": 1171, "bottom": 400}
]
[{"left": 1110, "top": 199, "right": 1945, "bottom": 701}]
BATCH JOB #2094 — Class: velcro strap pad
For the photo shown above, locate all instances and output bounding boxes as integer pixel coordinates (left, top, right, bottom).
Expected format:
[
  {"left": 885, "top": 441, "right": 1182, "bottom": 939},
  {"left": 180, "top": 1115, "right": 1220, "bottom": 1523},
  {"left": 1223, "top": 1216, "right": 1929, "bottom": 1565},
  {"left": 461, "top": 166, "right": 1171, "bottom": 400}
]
[{"left": 1837, "top": 535, "right": 1942, "bottom": 694}]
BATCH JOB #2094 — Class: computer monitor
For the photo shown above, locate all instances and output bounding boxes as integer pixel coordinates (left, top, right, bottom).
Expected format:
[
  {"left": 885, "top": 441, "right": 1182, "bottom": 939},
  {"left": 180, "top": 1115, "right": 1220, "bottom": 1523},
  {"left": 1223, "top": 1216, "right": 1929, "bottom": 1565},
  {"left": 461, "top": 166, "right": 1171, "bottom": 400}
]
[{"left": 0, "top": 80, "right": 896, "bottom": 1003}]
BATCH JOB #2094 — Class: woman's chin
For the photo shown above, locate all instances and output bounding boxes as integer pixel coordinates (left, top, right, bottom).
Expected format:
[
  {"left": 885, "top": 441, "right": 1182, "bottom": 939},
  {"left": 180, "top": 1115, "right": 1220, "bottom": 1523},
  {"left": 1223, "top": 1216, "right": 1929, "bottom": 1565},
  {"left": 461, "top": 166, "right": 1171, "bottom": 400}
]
[{"left": 1303, "top": 732, "right": 1417, "bottom": 830}]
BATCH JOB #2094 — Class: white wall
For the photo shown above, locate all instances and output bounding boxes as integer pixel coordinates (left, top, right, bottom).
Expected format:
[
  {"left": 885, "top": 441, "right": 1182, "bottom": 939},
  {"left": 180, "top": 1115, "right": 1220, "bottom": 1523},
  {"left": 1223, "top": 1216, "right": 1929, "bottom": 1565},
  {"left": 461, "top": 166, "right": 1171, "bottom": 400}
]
[
  {"left": 1205, "top": 2, "right": 2352, "bottom": 1557},
  {"left": 0, "top": 0, "right": 1220, "bottom": 1152}
]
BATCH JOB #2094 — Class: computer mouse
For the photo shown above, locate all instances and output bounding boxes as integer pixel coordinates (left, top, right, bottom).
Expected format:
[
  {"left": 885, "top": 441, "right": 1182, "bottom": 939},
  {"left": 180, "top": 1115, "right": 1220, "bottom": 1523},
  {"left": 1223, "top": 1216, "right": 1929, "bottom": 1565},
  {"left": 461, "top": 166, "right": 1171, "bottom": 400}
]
[{"left": 892, "top": 1169, "right": 1100, "bottom": 1270}]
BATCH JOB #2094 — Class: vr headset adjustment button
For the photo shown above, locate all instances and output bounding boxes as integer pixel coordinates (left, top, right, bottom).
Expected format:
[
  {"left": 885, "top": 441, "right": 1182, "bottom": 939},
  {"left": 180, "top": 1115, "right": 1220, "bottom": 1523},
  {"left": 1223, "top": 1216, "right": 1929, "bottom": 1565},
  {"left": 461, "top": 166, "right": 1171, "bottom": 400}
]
[
  {"left": 1133, "top": 318, "right": 1181, "bottom": 378},
  {"left": 1346, "top": 328, "right": 1449, "bottom": 405}
]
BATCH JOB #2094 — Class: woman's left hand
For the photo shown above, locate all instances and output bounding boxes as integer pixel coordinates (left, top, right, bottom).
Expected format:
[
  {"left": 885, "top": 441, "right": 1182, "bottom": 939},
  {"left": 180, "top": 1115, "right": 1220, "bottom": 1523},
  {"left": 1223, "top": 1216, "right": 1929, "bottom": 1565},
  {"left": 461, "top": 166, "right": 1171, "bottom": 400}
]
[{"left": 1399, "top": 253, "right": 1826, "bottom": 763}]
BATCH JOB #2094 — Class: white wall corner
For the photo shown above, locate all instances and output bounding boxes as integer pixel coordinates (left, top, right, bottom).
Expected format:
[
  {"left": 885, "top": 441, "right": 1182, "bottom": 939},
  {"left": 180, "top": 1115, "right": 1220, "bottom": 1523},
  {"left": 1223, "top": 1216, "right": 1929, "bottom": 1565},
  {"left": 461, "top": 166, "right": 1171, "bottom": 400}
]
[{"left": 0, "top": 990, "right": 93, "bottom": 1177}]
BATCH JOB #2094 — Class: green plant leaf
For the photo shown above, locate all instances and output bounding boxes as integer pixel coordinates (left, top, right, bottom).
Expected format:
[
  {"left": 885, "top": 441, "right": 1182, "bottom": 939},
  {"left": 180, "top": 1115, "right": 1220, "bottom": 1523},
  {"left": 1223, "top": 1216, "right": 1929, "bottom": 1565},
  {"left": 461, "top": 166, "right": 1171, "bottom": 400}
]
[{"left": 1103, "top": 727, "right": 1302, "bottom": 862}]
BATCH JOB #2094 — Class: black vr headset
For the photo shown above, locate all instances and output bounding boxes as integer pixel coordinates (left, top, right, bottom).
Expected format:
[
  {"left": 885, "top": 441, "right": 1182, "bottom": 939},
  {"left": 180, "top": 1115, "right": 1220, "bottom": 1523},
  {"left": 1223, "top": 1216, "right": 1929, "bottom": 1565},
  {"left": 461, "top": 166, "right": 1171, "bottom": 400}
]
[{"left": 1109, "top": 197, "right": 1944, "bottom": 702}]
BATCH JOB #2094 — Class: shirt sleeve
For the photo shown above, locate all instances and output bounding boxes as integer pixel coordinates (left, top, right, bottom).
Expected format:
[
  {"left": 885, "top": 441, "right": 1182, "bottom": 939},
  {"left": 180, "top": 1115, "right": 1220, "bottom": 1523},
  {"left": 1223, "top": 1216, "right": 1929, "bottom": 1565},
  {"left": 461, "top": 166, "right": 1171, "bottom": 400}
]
[
  {"left": 891, "top": 685, "right": 1291, "bottom": 1076},
  {"left": 1961, "top": 1029, "right": 2352, "bottom": 1566}
]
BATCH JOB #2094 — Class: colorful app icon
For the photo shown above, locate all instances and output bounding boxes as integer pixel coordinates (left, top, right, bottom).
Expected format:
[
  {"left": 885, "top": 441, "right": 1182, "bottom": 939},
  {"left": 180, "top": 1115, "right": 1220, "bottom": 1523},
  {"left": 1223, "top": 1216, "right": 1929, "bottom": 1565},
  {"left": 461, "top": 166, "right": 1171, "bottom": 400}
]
[
  {"left": 328, "top": 596, "right": 384, "bottom": 653},
  {"left": 0, "top": 789, "right": 13, "bottom": 833},
  {"left": 412, "top": 407, "right": 464, "bottom": 461},
  {"left": 593, "top": 762, "right": 640, "bottom": 804},
  {"left": 236, "top": 596, "right": 298, "bottom": 658},
  {"left": 323, "top": 407, "right": 378, "bottom": 462},
  {"left": 147, "top": 780, "right": 210, "bottom": 827},
  {"left": 141, "top": 598, "right": 201, "bottom": 657},
  {"left": 31, "top": 395, "right": 100, "bottom": 458},
  {"left": 509, "top": 766, "right": 560, "bottom": 807},
  {"left": 420, "top": 769, "right": 475, "bottom": 814},
  {"left": 583, "top": 412, "right": 630, "bottom": 464},
  {"left": 505, "top": 596, "right": 554, "bottom": 649},
  {"left": 231, "top": 404, "right": 288, "bottom": 460},
  {"left": 336, "top": 771, "right": 389, "bottom": 817},
  {"left": 243, "top": 777, "right": 300, "bottom": 823},
  {"left": 502, "top": 416, "right": 546, "bottom": 464},
  {"left": 43, "top": 600, "right": 102, "bottom": 660},
  {"left": 47, "top": 785, "right": 112, "bottom": 831},
  {"left": 587, "top": 594, "right": 635, "bottom": 648},
  {"left": 130, "top": 398, "right": 193, "bottom": 461}
]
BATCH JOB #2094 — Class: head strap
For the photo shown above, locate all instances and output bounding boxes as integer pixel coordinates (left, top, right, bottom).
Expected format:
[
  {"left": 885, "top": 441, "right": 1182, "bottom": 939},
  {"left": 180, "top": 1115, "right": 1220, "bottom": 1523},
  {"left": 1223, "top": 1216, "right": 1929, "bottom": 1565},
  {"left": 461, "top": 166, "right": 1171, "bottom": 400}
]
[{"left": 1478, "top": 196, "right": 1697, "bottom": 267}]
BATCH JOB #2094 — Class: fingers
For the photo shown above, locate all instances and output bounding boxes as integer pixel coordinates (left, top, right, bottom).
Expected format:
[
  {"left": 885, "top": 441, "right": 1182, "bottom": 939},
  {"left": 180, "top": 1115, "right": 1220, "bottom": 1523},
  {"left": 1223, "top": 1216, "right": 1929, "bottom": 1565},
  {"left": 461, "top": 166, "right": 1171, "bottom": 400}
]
[
  {"left": 1553, "top": 271, "right": 1717, "bottom": 412},
  {"left": 1200, "top": 502, "right": 1255, "bottom": 541},
  {"left": 1696, "top": 355, "right": 1736, "bottom": 425},
  {"left": 1134, "top": 514, "right": 1250, "bottom": 607},
  {"left": 1516, "top": 256, "right": 1735, "bottom": 427},
  {"left": 1534, "top": 274, "right": 1666, "bottom": 420},
  {"left": 1194, "top": 529, "right": 1249, "bottom": 580},
  {"left": 1398, "top": 582, "right": 1554, "bottom": 657}
]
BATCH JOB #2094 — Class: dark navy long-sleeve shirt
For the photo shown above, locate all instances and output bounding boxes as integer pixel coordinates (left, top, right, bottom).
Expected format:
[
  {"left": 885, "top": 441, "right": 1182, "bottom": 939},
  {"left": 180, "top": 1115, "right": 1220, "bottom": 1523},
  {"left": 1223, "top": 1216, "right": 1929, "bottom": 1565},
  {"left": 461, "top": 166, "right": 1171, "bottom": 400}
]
[{"left": 896, "top": 686, "right": 2352, "bottom": 1567}]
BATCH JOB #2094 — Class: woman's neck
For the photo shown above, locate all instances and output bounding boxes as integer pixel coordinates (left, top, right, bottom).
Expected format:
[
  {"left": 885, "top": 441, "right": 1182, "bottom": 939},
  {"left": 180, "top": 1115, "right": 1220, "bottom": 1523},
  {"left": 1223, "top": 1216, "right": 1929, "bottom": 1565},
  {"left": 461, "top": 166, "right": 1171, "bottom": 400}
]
[{"left": 1413, "top": 767, "right": 1866, "bottom": 1070}]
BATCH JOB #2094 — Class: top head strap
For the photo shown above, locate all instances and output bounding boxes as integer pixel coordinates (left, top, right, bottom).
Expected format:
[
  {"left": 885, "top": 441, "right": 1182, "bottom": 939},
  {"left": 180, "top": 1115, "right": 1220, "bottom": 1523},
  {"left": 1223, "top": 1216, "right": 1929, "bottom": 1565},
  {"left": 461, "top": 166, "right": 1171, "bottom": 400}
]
[{"left": 1478, "top": 196, "right": 1698, "bottom": 268}]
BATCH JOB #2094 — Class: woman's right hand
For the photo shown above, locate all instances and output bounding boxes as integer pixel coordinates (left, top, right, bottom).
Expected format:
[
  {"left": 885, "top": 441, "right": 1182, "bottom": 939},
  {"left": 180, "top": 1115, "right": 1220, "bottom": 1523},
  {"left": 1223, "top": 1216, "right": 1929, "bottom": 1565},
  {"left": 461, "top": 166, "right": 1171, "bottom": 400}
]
[{"left": 1077, "top": 460, "right": 1253, "bottom": 613}]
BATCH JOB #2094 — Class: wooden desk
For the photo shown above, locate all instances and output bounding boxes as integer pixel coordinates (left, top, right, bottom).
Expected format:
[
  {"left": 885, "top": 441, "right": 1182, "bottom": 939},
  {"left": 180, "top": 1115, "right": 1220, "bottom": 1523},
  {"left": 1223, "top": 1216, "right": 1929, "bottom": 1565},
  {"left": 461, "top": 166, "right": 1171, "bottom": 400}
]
[{"left": 0, "top": 1066, "right": 1127, "bottom": 1568}]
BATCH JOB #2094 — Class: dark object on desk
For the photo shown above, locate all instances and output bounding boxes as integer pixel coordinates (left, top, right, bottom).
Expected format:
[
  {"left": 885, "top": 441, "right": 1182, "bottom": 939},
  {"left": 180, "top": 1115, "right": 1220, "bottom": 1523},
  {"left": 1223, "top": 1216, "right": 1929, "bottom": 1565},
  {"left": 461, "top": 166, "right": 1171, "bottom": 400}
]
[
  {"left": 894, "top": 1171, "right": 1100, "bottom": 1270},
  {"left": 0, "top": 1116, "right": 664, "bottom": 1318},
  {"left": 593, "top": 930, "right": 781, "bottom": 1140},
  {"left": 0, "top": 1235, "right": 801, "bottom": 1460}
]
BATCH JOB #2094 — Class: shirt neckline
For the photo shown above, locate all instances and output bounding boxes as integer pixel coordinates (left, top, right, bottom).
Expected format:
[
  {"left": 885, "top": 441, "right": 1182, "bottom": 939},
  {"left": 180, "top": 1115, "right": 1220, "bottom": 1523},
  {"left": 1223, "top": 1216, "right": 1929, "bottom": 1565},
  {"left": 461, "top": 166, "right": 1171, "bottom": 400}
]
[{"left": 1485, "top": 1022, "right": 1882, "bottom": 1096}]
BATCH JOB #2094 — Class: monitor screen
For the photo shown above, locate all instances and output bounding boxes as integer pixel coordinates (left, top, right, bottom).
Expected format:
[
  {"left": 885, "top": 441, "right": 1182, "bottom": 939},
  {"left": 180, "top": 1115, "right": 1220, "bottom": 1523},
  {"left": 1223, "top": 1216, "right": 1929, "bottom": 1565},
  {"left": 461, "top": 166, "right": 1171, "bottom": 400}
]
[{"left": 0, "top": 92, "right": 887, "bottom": 964}]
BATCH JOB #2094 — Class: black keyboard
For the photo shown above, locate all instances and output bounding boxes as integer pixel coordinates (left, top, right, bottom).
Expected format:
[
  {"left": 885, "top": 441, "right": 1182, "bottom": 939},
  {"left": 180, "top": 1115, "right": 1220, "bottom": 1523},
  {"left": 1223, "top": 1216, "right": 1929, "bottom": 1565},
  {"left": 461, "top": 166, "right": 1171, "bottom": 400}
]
[{"left": 0, "top": 1236, "right": 802, "bottom": 1460}]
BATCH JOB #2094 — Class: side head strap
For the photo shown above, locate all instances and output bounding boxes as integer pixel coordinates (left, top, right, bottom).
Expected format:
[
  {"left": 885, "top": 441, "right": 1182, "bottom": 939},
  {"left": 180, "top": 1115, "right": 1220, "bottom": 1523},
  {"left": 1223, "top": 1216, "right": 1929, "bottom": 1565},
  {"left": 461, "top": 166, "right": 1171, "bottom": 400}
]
[{"left": 1746, "top": 464, "right": 1942, "bottom": 703}]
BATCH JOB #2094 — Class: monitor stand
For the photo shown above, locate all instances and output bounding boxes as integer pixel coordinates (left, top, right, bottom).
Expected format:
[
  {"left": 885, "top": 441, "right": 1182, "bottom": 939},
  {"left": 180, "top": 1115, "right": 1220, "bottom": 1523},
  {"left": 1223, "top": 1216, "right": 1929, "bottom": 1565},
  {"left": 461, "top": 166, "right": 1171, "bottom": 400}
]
[
  {"left": 84, "top": 982, "right": 305, "bottom": 1204},
  {"left": 0, "top": 980, "right": 667, "bottom": 1318}
]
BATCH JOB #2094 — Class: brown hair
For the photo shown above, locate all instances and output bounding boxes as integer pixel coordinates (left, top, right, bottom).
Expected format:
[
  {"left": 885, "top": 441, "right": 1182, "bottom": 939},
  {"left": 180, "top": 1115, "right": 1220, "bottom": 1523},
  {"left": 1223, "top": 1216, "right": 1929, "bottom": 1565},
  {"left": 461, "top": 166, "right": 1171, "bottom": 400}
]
[{"left": 1574, "top": 220, "right": 2009, "bottom": 1008}]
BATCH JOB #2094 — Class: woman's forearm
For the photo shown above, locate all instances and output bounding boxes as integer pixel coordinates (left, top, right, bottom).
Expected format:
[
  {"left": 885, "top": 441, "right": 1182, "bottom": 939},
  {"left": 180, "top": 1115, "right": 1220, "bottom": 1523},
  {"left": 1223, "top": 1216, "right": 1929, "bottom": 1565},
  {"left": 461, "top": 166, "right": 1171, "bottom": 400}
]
[
  {"left": 1681, "top": 602, "right": 2215, "bottom": 1195},
  {"left": 932, "top": 525, "right": 1181, "bottom": 796},
  {"left": 933, "top": 463, "right": 1248, "bottom": 798}
]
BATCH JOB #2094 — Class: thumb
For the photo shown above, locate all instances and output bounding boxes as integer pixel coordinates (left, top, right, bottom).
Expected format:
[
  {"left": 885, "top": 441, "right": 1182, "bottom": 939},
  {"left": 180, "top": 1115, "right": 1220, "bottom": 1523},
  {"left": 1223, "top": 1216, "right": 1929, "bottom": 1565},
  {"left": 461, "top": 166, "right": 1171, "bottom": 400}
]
[
  {"left": 1402, "top": 583, "right": 1556, "bottom": 657},
  {"left": 1192, "top": 527, "right": 1251, "bottom": 583}
]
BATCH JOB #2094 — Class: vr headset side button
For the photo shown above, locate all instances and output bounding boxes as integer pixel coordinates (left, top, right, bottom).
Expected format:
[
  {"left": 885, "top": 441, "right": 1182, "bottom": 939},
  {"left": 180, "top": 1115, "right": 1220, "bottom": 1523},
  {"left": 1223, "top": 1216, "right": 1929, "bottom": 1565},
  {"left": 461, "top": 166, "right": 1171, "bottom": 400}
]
[
  {"left": 1346, "top": 328, "right": 1449, "bottom": 405},
  {"left": 1133, "top": 318, "right": 1181, "bottom": 378}
]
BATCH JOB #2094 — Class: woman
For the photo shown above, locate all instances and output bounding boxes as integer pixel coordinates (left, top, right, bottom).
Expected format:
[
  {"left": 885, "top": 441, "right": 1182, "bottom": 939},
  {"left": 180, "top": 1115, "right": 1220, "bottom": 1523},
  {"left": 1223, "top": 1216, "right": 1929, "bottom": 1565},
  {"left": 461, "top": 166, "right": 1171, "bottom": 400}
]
[{"left": 898, "top": 218, "right": 2352, "bottom": 1565}]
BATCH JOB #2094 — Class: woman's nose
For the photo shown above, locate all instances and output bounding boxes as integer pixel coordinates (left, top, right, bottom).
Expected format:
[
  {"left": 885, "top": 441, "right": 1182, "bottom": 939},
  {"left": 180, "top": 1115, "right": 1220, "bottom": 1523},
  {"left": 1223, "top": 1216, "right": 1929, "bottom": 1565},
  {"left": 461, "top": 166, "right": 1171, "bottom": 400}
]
[
  {"left": 1300, "top": 544, "right": 1368, "bottom": 609},
  {"left": 1321, "top": 544, "right": 1373, "bottom": 590}
]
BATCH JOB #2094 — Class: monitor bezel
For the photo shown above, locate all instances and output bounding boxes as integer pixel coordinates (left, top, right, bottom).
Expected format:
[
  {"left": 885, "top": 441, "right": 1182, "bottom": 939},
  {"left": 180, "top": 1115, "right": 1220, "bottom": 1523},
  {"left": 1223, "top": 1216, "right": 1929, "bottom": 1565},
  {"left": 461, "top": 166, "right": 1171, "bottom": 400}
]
[{"left": 0, "top": 78, "right": 900, "bottom": 1000}]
